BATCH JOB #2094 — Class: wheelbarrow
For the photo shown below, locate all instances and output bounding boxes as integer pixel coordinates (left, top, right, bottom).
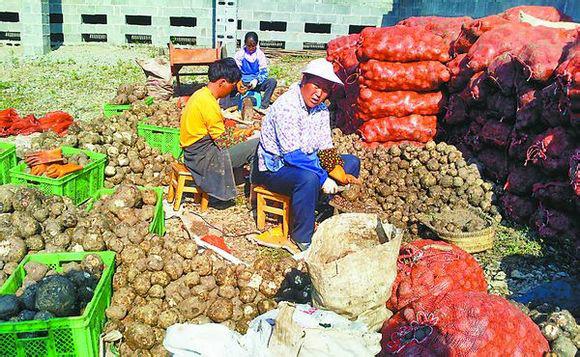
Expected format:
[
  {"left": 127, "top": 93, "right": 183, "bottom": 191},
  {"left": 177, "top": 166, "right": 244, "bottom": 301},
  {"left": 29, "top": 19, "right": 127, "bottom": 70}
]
[{"left": 168, "top": 42, "right": 224, "bottom": 88}]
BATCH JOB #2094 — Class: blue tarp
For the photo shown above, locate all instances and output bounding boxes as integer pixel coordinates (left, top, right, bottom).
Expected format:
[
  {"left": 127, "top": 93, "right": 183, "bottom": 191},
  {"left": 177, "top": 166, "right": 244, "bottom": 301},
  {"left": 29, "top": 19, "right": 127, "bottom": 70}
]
[{"left": 382, "top": 0, "right": 578, "bottom": 26}]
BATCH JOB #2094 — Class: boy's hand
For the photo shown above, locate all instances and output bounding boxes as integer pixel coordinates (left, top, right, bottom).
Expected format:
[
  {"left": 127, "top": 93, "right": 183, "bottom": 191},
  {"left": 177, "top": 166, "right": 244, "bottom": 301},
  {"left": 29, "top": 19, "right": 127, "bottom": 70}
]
[{"left": 249, "top": 79, "right": 258, "bottom": 89}]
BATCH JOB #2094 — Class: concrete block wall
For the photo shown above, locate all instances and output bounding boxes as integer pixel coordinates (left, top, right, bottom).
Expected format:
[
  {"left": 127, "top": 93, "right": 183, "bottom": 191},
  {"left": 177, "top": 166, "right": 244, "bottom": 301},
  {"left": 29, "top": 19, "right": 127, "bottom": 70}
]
[
  {"left": 237, "top": 0, "right": 391, "bottom": 50},
  {"left": 1, "top": 0, "right": 392, "bottom": 53}
]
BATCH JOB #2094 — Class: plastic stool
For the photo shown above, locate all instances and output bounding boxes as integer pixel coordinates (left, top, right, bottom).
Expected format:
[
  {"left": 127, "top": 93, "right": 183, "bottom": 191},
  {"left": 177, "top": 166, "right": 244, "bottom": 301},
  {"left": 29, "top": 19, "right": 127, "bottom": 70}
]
[
  {"left": 167, "top": 162, "right": 209, "bottom": 212},
  {"left": 238, "top": 90, "right": 262, "bottom": 111},
  {"left": 254, "top": 185, "right": 291, "bottom": 239}
]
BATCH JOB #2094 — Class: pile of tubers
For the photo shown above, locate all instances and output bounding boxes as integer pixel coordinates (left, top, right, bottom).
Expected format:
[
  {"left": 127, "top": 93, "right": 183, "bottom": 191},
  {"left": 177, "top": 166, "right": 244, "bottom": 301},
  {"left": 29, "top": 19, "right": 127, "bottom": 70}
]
[
  {"left": 333, "top": 129, "right": 499, "bottom": 235},
  {"left": 0, "top": 185, "right": 159, "bottom": 286},
  {"left": 105, "top": 218, "right": 308, "bottom": 355},
  {"left": 110, "top": 83, "right": 148, "bottom": 105},
  {"left": 127, "top": 99, "right": 182, "bottom": 128},
  {"left": 31, "top": 114, "right": 174, "bottom": 187}
]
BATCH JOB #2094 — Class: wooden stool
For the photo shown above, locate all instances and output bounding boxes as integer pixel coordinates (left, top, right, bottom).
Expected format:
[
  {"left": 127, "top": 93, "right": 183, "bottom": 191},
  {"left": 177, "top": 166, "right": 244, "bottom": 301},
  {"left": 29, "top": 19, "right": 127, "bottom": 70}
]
[
  {"left": 167, "top": 162, "right": 209, "bottom": 212},
  {"left": 254, "top": 185, "right": 291, "bottom": 239}
]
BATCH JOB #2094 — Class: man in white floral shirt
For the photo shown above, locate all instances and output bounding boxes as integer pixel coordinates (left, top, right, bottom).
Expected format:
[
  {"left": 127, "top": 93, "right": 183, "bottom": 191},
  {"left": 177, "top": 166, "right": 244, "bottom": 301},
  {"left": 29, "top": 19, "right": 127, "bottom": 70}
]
[{"left": 253, "top": 58, "right": 361, "bottom": 251}]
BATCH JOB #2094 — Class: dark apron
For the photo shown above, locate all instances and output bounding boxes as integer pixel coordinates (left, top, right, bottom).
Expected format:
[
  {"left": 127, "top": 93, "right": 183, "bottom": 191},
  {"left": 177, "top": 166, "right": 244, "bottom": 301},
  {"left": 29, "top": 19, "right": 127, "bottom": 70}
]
[{"left": 183, "top": 135, "right": 236, "bottom": 201}]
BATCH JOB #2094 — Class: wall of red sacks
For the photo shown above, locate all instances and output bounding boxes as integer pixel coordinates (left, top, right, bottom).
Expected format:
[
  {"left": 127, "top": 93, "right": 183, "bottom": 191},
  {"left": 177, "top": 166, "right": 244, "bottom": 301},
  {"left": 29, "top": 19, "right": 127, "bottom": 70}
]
[{"left": 327, "top": 5, "right": 579, "bottom": 243}]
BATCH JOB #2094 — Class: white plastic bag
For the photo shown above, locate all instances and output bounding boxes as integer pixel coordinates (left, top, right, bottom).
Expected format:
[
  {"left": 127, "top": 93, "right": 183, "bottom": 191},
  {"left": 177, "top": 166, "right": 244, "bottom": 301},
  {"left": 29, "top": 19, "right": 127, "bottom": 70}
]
[
  {"left": 163, "top": 323, "right": 247, "bottom": 357},
  {"left": 305, "top": 213, "right": 403, "bottom": 331}
]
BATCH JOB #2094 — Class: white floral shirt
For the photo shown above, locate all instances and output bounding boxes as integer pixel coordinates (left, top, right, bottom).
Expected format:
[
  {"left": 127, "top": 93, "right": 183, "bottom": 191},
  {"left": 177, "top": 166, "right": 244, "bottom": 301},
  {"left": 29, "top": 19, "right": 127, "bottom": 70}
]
[{"left": 257, "top": 83, "right": 334, "bottom": 172}]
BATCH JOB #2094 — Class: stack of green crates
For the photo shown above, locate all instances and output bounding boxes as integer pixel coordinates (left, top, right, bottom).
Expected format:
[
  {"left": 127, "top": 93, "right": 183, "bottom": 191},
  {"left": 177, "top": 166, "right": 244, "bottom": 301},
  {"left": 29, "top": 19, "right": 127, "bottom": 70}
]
[
  {"left": 0, "top": 142, "right": 17, "bottom": 185},
  {"left": 137, "top": 119, "right": 182, "bottom": 159},
  {"left": 9, "top": 146, "right": 106, "bottom": 205},
  {"left": 102, "top": 96, "right": 154, "bottom": 118},
  {"left": 86, "top": 186, "right": 166, "bottom": 236},
  {"left": 0, "top": 251, "right": 116, "bottom": 357}
]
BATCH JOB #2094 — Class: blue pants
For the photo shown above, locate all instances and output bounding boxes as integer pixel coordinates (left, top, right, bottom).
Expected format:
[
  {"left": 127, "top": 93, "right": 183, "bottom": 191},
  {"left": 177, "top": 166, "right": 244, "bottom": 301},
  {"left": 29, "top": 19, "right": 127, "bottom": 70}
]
[{"left": 253, "top": 154, "right": 360, "bottom": 244}]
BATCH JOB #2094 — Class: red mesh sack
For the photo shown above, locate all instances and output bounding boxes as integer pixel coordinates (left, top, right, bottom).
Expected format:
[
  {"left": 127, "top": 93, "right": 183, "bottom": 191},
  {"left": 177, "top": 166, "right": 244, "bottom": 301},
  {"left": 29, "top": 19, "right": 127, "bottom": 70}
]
[
  {"left": 532, "top": 181, "right": 577, "bottom": 212},
  {"left": 359, "top": 60, "right": 450, "bottom": 92},
  {"left": 504, "top": 164, "right": 544, "bottom": 195},
  {"left": 459, "top": 71, "right": 493, "bottom": 105},
  {"left": 502, "top": 5, "right": 571, "bottom": 22},
  {"left": 446, "top": 53, "right": 474, "bottom": 92},
  {"left": 539, "top": 81, "right": 571, "bottom": 128},
  {"left": 481, "top": 120, "right": 512, "bottom": 148},
  {"left": 515, "top": 82, "right": 541, "bottom": 130},
  {"left": 515, "top": 36, "right": 577, "bottom": 83},
  {"left": 488, "top": 53, "right": 517, "bottom": 95},
  {"left": 531, "top": 205, "right": 577, "bottom": 239},
  {"left": 555, "top": 39, "right": 579, "bottom": 80},
  {"left": 357, "top": 26, "right": 451, "bottom": 63},
  {"left": 7, "top": 114, "right": 40, "bottom": 136},
  {"left": 486, "top": 92, "right": 516, "bottom": 122},
  {"left": 464, "top": 120, "right": 484, "bottom": 152},
  {"left": 467, "top": 23, "right": 572, "bottom": 73},
  {"left": 570, "top": 148, "right": 580, "bottom": 196},
  {"left": 356, "top": 87, "right": 445, "bottom": 120},
  {"left": 381, "top": 291, "right": 549, "bottom": 356},
  {"left": 452, "top": 15, "right": 511, "bottom": 54},
  {"left": 359, "top": 115, "right": 437, "bottom": 143},
  {"left": 397, "top": 16, "right": 472, "bottom": 44},
  {"left": 526, "top": 127, "right": 575, "bottom": 174},
  {"left": 442, "top": 94, "right": 467, "bottom": 125},
  {"left": 327, "top": 34, "right": 360, "bottom": 76},
  {"left": 333, "top": 82, "right": 362, "bottom": 134},
  {"left": 479, "top": 147, "right": 508, "bottom": 182},
  {"left": 386, "top": 239, "right": 486, "bottom": 313},
  {"left": 508, "top": 131, "right": 533, "bottom": 162},
  {"left": 501, "top": 193, "right": 536, "bottom": 224}
]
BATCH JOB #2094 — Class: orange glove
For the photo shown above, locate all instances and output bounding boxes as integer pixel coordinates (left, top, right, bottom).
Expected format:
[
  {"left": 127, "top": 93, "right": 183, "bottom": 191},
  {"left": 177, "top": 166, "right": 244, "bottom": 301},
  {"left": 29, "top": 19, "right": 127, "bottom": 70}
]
[
  {"left": 330, "top": 165, "right": 361, "bottom": 185},
  {"left": 237, "top": 81, "right": 249, "bottom": 95},
  {"left": 45, "top": 163, "right": 83, "bottom": 178},
  {"left": 30, "top": 164, "right": 48, "bottom": 176},
  {"left": 25, "top": 148, "right": 64, "bottom": 166}
]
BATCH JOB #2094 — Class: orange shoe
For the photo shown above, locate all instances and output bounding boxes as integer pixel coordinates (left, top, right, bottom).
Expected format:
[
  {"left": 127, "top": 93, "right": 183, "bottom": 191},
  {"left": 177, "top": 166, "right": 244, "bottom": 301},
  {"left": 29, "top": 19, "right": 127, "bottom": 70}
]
[{"left": 252, "top": 225, "right": 300, "bottom": 254}]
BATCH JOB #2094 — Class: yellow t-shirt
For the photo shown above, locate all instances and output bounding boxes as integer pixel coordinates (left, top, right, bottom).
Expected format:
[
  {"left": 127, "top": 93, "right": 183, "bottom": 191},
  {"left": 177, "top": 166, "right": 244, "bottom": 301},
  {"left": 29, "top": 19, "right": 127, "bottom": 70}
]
[{"left": 180, "top": 86, "right": 225, "bottom": 147}]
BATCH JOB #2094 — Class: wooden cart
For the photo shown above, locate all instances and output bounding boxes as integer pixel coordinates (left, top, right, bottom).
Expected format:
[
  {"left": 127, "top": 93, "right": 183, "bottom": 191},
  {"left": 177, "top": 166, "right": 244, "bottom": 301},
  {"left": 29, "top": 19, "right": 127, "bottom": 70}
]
[{"left": 168, "top": 42, "right": 224, "bottom": 87}]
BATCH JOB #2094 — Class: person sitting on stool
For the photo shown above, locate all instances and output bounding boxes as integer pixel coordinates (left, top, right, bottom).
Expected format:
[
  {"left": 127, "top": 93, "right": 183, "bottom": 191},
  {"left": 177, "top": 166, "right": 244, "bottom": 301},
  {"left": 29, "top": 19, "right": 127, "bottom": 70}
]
[
  {"left": 220, "top": 32, "right": 277, "bottom": 110},
  {"left": 252, "top": 58, "right": 361, "bottom": 251},
  {"left": 180, "top": 58, "right": 258, "bottom": 206}
]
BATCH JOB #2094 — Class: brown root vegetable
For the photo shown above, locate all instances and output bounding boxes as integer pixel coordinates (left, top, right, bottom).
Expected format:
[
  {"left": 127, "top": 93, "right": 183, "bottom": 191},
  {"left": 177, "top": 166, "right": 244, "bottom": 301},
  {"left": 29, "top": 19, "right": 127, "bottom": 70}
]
[
  {"left": 218, "top": 285, "right": 238, "bottom": 299},
  {"left": 177, "top": 240, "right": 198, "bottom": 259},
  {"left": 150, "top": 271, "right": 171, "bottom": 287},
  {"left": 214, "top": 267, "right": 237, "bottom": 286},
  {"left": 125, "top": 323, "right": 156, "bottom": 350},
  {"left": 178, "top": 296, "right": 206, "bottom": 319},
  {"left": 259, "top": 280, "right": 279, "bottom": 298},
  {"left": 183, "top": 272, "right": 201, "bottom": 289},
  {"left": 241, "top": 304, "right": 259, "bottom": 320},
  {"left": 257, "top": 299, "right": 277, "bottom": 314},
  {"left": 206, "top": 298, "right": 234, "bottom": 322},
  {"left": 0, "top": 237, "right": 26, "bottom": 263},
  {"left": 189, "top": 255, "right": 212, "bottom": 276},
  {"left": 23, "top": 261, "right": 48, "bottom": 281},
  {"left": 133, "top": 304, "right": 158, "bottom": 326},
  {"left": 158, "top": 308, "right": 180, "bottom": 329},
  {"left": 239, "top": 287, "right": 257, "bottom": 304},
  {"left": 106, "top": 305, "right": 128, "bottom": 321},
  {"left": 112, "top": 287, "right": 136, "bottom": 308},
  {"left": 164, "top": 261, "right": 184, "bottom": 280}
]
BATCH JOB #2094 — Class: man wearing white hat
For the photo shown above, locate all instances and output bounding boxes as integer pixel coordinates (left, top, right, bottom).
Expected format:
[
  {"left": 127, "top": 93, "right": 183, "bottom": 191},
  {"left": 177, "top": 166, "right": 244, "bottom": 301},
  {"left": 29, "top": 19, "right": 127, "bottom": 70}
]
[{"left": 252, "top": 58, "right": 361, "bottom": 251}]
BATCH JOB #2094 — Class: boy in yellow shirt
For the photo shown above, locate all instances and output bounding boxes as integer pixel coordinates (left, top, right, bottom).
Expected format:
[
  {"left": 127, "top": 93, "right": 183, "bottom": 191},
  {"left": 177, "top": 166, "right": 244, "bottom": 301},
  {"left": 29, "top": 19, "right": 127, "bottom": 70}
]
[{"left": 180, "top": 58, "right": 258, "bottom": 203}]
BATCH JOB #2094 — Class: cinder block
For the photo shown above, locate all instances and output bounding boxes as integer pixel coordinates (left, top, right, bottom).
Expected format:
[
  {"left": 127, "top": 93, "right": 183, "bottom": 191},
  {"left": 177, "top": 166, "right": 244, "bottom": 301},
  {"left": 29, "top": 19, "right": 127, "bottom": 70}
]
[
  {"left": 313, "top": 3, "right": 334, "bottom": 13},
  {"left": 317, "top": 14, "right": 337, "bottom": 23},
  {"left": 276, "top": 3, "right": 296, "bottom": 12},
  {"left": 341, "top": 15, "right": 361, "bottom": 24},
  {"left": 253, "top": 11, "right": 272, "bottom": 21},
  {"left": 285, "top": 41, "right": 302, "bottom": 50},
  {"left": 333, "top": 4, "right": 350, "bottom": 15},
  {"left": 285, "top": 22, "right": 303, "bottom": 32},
  {"left": 360, "top": 16, "right": 382, "bottom": 26}
]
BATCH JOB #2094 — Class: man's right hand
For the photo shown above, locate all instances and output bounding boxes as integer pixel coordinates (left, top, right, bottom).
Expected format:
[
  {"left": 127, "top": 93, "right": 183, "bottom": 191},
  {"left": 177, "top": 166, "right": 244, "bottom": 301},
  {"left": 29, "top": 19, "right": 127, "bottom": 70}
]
[{"left": 322, "top": 177, "right": 339, "bottom": 194}]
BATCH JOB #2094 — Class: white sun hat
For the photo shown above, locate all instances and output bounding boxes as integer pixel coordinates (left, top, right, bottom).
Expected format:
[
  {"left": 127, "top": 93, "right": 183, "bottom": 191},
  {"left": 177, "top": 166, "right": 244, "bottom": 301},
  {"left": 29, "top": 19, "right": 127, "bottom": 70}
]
[{"left": 301, "top": 58, "right": 344, "bottom": 85}]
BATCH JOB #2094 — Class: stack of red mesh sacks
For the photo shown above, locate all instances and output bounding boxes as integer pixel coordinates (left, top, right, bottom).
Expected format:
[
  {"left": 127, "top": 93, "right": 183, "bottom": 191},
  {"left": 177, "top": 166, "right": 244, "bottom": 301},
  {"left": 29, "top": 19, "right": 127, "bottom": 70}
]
[
  {"left": 354, "top": 25, "right": 452, "bottom": 146},
  {"left": 380, "top": 239, "right": 549, "bottom": 356},
  {"left": 439, "top": 6, "right": 579, "bottom": 244},
  {"left": 326, "top": 34, "right": 362, "bottom": 134}
]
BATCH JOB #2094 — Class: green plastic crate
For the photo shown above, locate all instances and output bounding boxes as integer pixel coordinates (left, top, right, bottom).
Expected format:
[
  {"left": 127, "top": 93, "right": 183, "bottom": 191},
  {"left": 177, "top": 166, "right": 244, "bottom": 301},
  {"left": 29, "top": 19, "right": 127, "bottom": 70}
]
[
  {"left": 9, "top": 146, "right": 106, "bottom": 205},
  {"left": 0, "top": 251, "right": 116, "bottom": 357},
  {"left": 102, "top": 96, "right": 153, "bottom": 118},
  {"left": 137, "top": 119, "right": 183, "bottom": 159},
  {"left": 0, "top": 142, "right": 17, "bottom": 185},
  {"left": 86, "top": 186, "right": 166, "bottom": 236}
]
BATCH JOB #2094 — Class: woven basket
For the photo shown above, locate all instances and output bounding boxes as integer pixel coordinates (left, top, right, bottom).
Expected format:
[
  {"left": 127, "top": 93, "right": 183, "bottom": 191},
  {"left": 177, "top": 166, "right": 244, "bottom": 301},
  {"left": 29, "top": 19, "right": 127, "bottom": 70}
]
[{"left": 419, "top": 207, "right": 496, "bottom": 253}]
